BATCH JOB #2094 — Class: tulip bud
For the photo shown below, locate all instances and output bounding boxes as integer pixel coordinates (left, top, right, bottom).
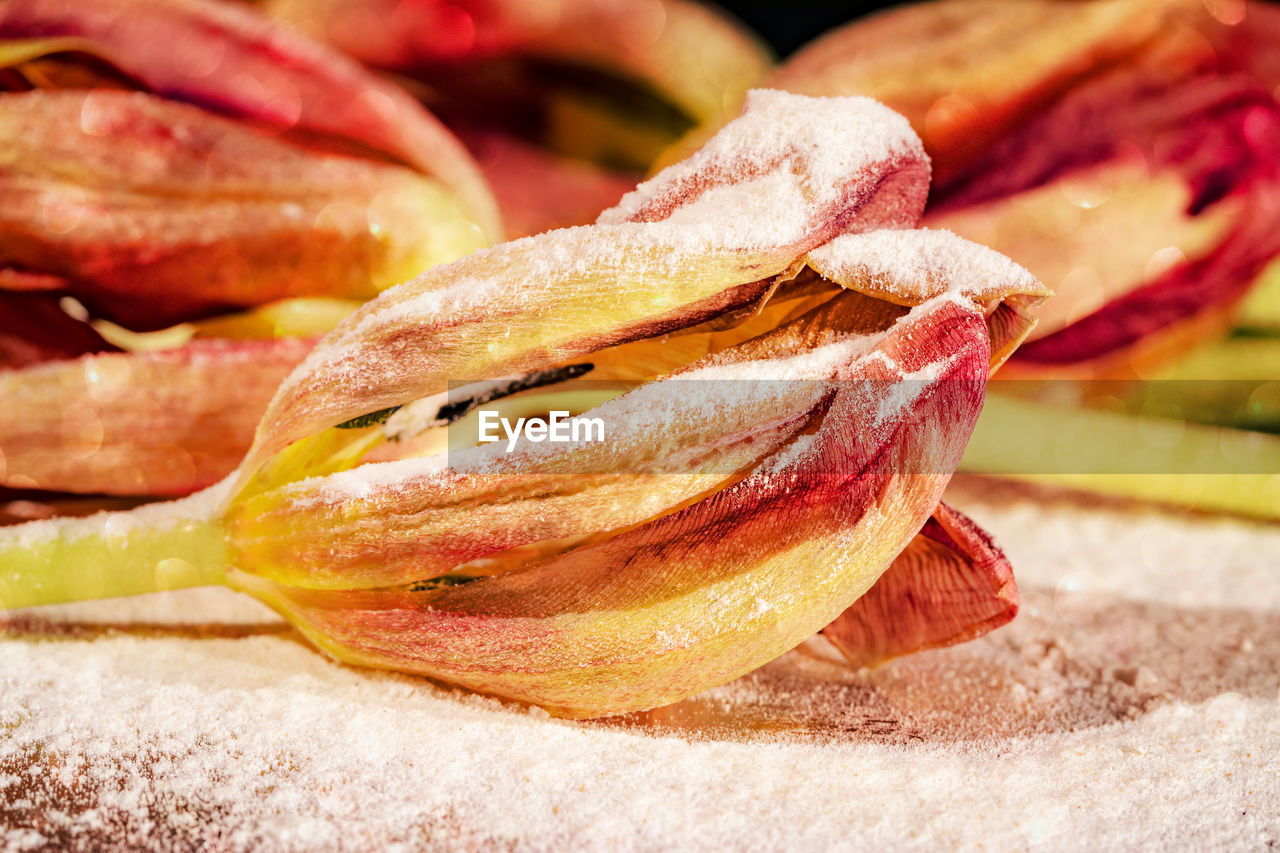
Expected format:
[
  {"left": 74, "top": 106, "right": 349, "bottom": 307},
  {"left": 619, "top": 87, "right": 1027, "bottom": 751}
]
[
  {"left": 1, "top": 90, "right": 488, "bottom": 330},
  {"left": 0, "top": 0, "right": 503, "bottom": 496},
  {"left": 0, "top": 0, "right": 499, "bottom": 239},
  {"left": 772, "top": 0, "right": 1280, "bottom": 377},
  {"left": 263, "top": 0, "right": 772, "bottom": 236},
  {"left": 0, "top": 91, "right": 1048, "bottom": 717}
]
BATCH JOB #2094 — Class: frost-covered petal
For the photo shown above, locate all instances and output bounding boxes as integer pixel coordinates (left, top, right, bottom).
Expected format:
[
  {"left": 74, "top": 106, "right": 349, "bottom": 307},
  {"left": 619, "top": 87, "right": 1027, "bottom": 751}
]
[
  {"left": 823, "top": 501, "right": 1017, "bottom": 668},
  {"left": 237, "top": 90, "right": 929, "bottom": 485},
  {"left": 238, "top": 293, "right": 993, "bottom": 718}
]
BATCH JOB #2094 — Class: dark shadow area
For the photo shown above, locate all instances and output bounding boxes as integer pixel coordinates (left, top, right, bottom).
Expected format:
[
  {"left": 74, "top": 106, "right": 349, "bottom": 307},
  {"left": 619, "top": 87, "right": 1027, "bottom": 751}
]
[
  {"left": 0, "top": 612, "right": 289, "bottom": 641},
  {"left": 714, "top": 1, "right": 900, "bottom": 57}
]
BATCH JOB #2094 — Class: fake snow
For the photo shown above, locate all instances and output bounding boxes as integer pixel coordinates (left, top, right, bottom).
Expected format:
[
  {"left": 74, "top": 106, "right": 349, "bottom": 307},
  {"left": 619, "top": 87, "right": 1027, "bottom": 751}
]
[{"left": 2, "top": 479, "right": 1277, "bottom": 850}]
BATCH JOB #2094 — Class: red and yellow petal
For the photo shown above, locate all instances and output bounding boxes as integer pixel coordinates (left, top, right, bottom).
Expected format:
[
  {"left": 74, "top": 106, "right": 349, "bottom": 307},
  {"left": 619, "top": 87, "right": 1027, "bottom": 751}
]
[
  {"left": 238, "top": 293, "right": 993, "bottom": 718},
  {"left": 0, "top": 0, "right": 500, "bottom": 239},
  {"left": 0, "top": 338, "right": 312, "bottom": 496},
  {"left": 823, "top": 501, "right": 1017, "bottom": 668}
]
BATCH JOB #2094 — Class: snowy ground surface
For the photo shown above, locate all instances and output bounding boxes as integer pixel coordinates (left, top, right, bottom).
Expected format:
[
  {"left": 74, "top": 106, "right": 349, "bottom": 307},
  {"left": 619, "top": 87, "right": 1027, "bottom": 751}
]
[{"left": 2, "top": 477, "right": 1277, "bottom": 851}]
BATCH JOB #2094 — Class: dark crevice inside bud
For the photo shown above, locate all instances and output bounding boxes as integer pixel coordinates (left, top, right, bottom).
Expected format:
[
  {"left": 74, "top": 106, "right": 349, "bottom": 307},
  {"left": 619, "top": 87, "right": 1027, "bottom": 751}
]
[
  {"left": 334, "top": 406, "right": 403, "bottom": 430},
  {"left": 434, "top": 362, "right": 596, "bottom": 425},
  {"left": 338, "top": 363, "right": 597, "bottom": 431},
  {"left": 0, "top": 50, "right": 140, "bottom": 93},
  {"left": 407, "top": 575, "right": 480, "bottom": 593}
]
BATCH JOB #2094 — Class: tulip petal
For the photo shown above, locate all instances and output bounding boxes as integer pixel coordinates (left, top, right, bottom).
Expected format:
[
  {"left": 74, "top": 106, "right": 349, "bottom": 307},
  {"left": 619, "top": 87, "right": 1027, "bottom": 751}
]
[
  {"left": 772, "top": 0, "right": 1280, "bottom": 376},
  {"left": 458, "top": 129, "right": 636, "bottom": 237},
  {"left": 237, "top": 90, "right": 929, "bottom": 489},
  {"left": 229, "top": 361, "right": 824, "bottom": 590},
  {"left": 0, "top": 0, "right": 500, "bottom": 238},
  {"left": 238, "top": 289, "right": 993, "bottom": 718},
  {"left": 265, "top": 0, "right": 771, "bottom": 166},
  {"left": 0, "top": 90, "right": 487, "bottom": 330},
  {"left": 230, "top": 229, "right": 1043, "bottom": 592},
  {"left": 0, "top": 338, "right": 312, "bottom": 496},
  {"left": 1006, "top": 193, "right": 1280, "bottom": 372},
  {"left": 771, "top": 0, "right": 1213, "bottom": 187},
  {"left": 230, "top": 291, "right": 883, "bottom": 590},
  {"left": 227, "top": 225, "right": 1043, "bottom": 716},
  {"left": 822, "top": 501, "right": 1017, "bottom": 668},
  {"left": 928, "top": 68, "right": 1280, "bottom": 373}
]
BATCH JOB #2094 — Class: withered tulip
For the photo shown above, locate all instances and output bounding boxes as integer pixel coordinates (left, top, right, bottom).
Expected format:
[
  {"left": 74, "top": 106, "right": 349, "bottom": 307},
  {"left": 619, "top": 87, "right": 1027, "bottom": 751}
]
[
  {"left": 0, "top": 0, "right": 502, "bottom": 496},
  {"left": 264, "top": 0, "right": 772, "bottom": 236},
  {"left": 0, "top": 0, "right": 499, "bottom": 238},
  {"left": 1, "top": 90, "right": 488, "bottom": 330},
  {"left": 0, "top": 92, "right": 1047, "bottom": 718},
  {"left": 770, "top": 0, "right": 1280, "bottom": 517},
  {"left": 771, "top": 0, "right": 1280, "bottom": 377}
]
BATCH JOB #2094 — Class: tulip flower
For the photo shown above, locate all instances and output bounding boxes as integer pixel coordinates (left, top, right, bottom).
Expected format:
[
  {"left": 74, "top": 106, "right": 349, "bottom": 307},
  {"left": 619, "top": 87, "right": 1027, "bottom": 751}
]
[
  {"left": 1, "top": 90, "right": 488, "bottom": 330},
  {"left": 0, "top": 91, "right": 1047, "bottom": 718},
  {"left": 0, "top": 0, "right": 499, "bottom": 238},
  {"left": 263, "top": 0, "right": 772, "bottom": 236},
  {"left": 772, "top": 0, "right": 1280, "bottom": 375},
  {"left": 0, "top": 0, "right": 502, "bottom": 496},
  {"left": 769, "top": 0, "right": 1280, "bottom": 516}
]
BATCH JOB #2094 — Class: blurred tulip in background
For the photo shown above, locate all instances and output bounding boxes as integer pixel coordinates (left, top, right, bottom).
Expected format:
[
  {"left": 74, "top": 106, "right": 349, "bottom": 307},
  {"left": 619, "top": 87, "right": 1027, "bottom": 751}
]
[
  {"left": 263, "top": 0, "right": 772, "bottom": 236},
  {"left": 0, "top": 0, "right": 499, "bottom": 500},
  {"left": 771, "top": 0, "right": 1280, "bottom": 516}
]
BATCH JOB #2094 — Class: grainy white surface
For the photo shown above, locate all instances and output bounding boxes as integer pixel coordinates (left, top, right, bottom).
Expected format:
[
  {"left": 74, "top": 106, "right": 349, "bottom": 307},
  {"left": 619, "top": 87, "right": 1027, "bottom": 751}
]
[{"left": 2, "top": 479, "right": 1277, "bottom": 851}]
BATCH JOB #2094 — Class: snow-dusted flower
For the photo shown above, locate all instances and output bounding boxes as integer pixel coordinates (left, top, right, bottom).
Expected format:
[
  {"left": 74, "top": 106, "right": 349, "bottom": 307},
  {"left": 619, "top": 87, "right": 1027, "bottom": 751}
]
[{"left": 0, "top": 92, "right": 1048, "bottom": 718}]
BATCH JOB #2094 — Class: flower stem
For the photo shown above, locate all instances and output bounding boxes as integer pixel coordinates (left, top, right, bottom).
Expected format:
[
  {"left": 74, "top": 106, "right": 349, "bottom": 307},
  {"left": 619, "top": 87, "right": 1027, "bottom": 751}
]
[{"left": 0, "top": 489, "right": 229, "bottom": 609}]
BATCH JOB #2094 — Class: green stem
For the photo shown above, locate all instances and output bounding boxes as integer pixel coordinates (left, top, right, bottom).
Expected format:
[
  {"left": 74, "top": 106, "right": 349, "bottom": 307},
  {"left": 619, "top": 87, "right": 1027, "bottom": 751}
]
[{"left": 0, "top": 489, "right": 229, "bottom": 609}]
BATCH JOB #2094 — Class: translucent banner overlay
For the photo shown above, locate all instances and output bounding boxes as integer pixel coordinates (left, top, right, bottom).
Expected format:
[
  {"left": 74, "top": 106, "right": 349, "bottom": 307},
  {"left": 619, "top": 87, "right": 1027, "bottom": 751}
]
[{"left": 418, "top": 377, "right": 1280, "bottom": 475}]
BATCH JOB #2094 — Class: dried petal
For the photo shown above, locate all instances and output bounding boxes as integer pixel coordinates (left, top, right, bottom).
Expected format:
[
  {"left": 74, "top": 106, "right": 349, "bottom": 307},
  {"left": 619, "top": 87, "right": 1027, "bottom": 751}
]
[
  {"left": 0, "top": 338, "right": 312, "bottom": 495},
  {"left": 237, "top": 288, "right": 994, "bottom": 718},
  {"left": 823, "top": 502, "right": 1017, "bottom": 668},
  {"left": 458, "top": 130, "right": 636, "bottom": 238},
  {"left": 236, "top": 90, "right": 930, "bottom": 485},
  {"left": 266, "top": 0, "right": 771, "bottom": 164},
  {"left": 771, "top": 0, "right": 1210, "bottom": 187},
  {"left": 772, "top": 0, "right": 1280, "bottom": 376},
  {"left": 0, "top": 0, "right": 500, "bottom": 238},
  {"left": 0, "top": 0, "right": 504, "bottom": 499},
  {"left": 0, "top": 90, "right": 487, "bottom": 330}
]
